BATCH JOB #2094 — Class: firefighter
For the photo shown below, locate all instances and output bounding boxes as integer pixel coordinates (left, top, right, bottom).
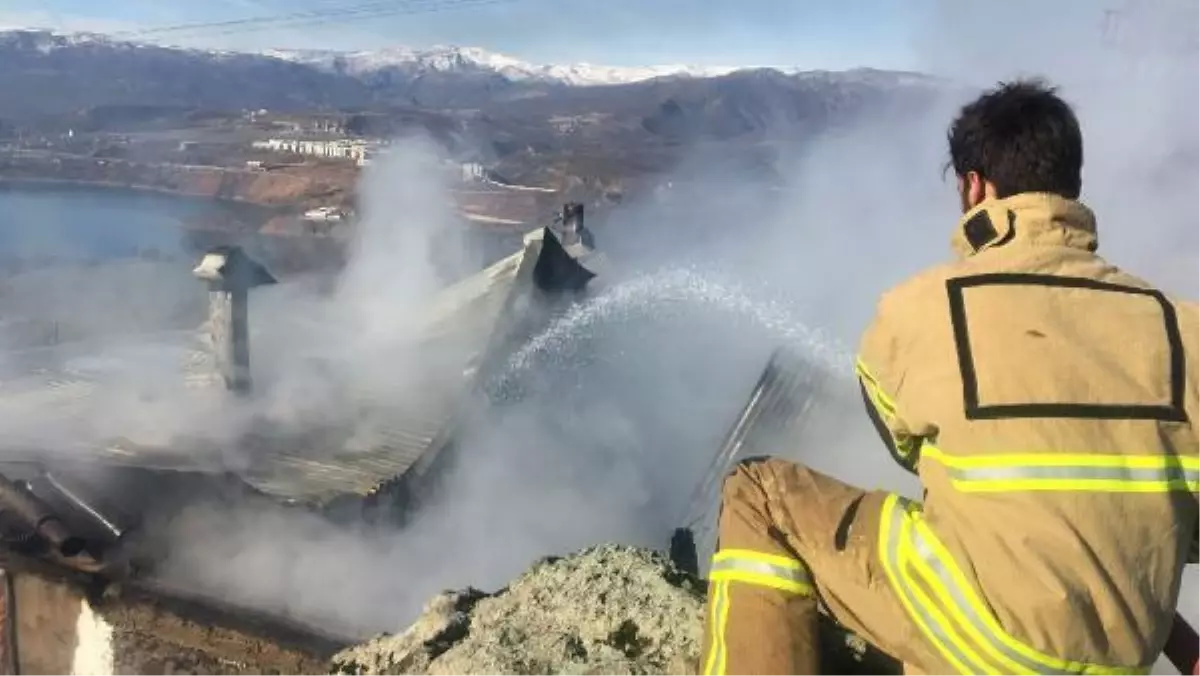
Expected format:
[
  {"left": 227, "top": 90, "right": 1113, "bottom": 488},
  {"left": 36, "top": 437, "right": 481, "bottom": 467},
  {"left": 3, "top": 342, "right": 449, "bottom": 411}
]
[{"left": 700, "top": 79, "right": 1199, "bottom": 675}]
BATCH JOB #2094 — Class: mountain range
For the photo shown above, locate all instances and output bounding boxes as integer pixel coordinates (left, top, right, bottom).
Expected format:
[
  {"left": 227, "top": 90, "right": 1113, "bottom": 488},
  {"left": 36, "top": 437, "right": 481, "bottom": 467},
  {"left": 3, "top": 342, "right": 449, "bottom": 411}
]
[
  {"left": 0, "top": 29, "right": 949, "bottom": 119},
  {"left": 263, "top": 45, "right": 742, "bottom": 87},
  {"left": 0, "top": 28, "right": 963, "bottom": 189}
]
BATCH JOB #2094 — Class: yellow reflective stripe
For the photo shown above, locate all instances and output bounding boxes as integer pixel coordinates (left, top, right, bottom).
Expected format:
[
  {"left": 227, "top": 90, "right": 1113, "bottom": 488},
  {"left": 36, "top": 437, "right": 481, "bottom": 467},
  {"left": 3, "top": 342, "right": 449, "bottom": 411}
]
[
  {"left": 908, "top": 516, "right": 1145, "bottom": 675},
  {"left": 708, "top": 570, "right": 811, "bottom": 595},
  {"left": 923, "top": 446, "right": 1200, "bottom": 470},
  {"left": 879, "top": 495, "right": 997, "bottom": 674},
  {"left": 703, "top": 580, "right": 731, "bottom": 675},
  {"left": 856, "top": 358, "right": 921, "bottom": 461},
  {"left": 712, "top": 548, "right": 805, "bottom": 569},
  {"left": 879, "top": 494, "right": 1147, "bottom": 675},
  {"left": 709, "top": 549, "right": 813, "bottom": 595},
  {"left": 856, "top": 358, "right": 898, "bottom": 418},
  {"left": 703, "top": 549, "right": 813, "bottom": 674},
  {"left": 906, "top": 522, "right": 1049, "bottom": 675},
  {"left": 922, "top": 445, "right": 1200, "bottom": 493}
]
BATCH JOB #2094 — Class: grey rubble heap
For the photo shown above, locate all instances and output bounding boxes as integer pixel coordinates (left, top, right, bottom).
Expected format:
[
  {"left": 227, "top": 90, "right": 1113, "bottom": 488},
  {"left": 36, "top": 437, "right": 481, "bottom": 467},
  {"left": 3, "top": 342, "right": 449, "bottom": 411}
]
[{"left": 331, "top": 544, "right": 897, "bottom": 676}]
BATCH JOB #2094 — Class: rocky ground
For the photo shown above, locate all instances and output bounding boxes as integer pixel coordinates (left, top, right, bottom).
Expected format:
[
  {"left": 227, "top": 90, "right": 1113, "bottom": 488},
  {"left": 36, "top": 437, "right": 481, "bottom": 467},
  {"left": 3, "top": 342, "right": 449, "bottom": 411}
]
[{"left": 331, "top": 544, "right": 900, "bottom": 675}]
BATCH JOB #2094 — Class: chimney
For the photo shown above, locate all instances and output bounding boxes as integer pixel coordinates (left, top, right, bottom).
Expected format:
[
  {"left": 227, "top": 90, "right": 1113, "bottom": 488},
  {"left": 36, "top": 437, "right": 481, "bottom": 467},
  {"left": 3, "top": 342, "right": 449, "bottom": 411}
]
[
  {"left": 557, "top": 202, "right": 587, "bottom": 248},
  {"left": 192, "top": 246, "right": 277, "bottom": 394},
  {"left": 533, "top": 202, "right": 600, "bottom": 292}
]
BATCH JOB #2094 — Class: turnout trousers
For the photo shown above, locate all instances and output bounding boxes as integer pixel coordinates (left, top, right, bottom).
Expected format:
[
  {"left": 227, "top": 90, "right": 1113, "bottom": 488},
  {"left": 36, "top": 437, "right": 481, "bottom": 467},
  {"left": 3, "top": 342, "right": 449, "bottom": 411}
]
[{"left": 700, "top": 457, "right": 945, "bottom": 675}]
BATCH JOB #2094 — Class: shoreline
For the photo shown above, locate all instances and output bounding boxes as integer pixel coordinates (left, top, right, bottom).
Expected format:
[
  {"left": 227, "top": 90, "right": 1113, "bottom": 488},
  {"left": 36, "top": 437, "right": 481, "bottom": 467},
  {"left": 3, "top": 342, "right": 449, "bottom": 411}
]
[{"left": 0, "top": 176, "right": 287, "bottom": 212}]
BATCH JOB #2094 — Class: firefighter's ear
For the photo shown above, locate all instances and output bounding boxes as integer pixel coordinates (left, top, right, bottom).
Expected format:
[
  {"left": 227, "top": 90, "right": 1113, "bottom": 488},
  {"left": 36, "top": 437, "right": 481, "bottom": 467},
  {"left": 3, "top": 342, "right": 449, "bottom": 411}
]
[{"left": 962, "top": 171, "right": 989, "bottom": 210}]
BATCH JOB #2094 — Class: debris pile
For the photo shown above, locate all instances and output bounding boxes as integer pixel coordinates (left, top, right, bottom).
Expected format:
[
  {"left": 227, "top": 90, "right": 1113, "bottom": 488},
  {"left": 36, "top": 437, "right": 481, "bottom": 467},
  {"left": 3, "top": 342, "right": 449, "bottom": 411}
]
[
  {"left": 332, "top": 545, "right": 704, "bottom": 675},
  {"left": 331, "top": 544, "right": 899, "bottom": 675}
]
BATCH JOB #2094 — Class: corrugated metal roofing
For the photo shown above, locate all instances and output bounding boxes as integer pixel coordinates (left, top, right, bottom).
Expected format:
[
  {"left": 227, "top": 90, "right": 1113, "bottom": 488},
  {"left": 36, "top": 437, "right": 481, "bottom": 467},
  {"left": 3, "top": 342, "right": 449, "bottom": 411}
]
[
  {"left": 0, "top": 229, "right": 573, "bottom": 506},
  {"left": 677, "top": 345, "right": 831, "bottom": 560}
]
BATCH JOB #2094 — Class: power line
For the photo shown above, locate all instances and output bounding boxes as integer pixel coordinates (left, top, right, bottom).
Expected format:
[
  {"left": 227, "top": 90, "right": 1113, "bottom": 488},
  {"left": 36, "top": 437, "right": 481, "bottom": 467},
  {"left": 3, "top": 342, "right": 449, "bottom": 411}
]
[
  {"left": 194, "top": 0, "right": 515, "bottom": 39},
  {"left": 114, "top": 0, "right": 520, "bottom": 39},
  {"left": 115, "top": 1, "right": 402, "bottom": 37},
  {"left": 118, "top": 0, "right": 426, "bottom": 36}
]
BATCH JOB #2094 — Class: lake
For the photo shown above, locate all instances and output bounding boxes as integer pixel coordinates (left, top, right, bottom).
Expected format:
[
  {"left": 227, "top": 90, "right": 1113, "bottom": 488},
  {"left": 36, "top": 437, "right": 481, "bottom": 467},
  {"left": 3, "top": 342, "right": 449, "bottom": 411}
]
[
  {"left": 0, "top": 184, "right": 263, "bottom": 264},
  {"left": 0, "top": 184, "right": 523, "bottom": 279}
]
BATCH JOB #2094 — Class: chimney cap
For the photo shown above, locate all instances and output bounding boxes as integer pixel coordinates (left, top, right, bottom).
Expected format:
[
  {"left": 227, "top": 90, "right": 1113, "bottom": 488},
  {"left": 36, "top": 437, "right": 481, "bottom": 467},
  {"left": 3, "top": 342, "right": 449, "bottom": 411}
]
[{"left": 193, "top": 245, "right": 277, "bottom": 290}]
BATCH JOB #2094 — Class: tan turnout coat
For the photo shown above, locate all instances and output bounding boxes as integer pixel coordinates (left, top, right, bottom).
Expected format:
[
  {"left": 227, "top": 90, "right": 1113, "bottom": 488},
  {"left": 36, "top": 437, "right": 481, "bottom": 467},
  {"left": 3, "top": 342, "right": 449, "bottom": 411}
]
[{"left": 856, "top": 192, "right": 1200, "bottom": 671}]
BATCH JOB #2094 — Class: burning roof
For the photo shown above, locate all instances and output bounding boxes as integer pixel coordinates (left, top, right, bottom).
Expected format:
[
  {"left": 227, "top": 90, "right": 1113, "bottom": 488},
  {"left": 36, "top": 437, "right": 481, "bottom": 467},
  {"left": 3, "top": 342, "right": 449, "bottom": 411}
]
[{"left": 0, "top": 203, "right": 602, "bottom": 576}]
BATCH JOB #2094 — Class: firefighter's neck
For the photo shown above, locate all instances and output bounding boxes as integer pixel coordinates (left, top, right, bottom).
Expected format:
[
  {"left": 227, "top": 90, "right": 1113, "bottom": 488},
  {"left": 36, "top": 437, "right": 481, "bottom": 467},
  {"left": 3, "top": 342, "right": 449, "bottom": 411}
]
[{"left": 958, "top": 171, "right": 997, "bottom": 213}]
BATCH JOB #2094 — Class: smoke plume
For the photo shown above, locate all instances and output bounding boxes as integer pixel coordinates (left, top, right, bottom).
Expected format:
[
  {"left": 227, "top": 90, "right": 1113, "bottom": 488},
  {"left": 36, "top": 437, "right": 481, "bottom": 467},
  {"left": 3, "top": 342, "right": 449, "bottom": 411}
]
[{"left": 0, "top": 1, "right": 1193, "bottom": 662}]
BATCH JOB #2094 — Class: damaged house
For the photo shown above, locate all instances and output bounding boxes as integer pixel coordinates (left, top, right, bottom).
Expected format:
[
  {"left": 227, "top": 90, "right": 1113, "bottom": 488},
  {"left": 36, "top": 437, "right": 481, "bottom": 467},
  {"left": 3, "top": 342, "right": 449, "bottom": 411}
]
[{"left": 0, "top": 204, "right": 602, "bottom": 674}]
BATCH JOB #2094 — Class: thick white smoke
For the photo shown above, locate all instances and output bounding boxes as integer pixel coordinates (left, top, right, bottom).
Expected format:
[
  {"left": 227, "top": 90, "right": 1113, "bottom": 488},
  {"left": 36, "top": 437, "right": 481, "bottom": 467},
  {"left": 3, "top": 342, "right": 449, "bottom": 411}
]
[
  {"left": 150, "top": 106, "right": 940, "bottom": 638},
  {"left": 150, "top": 1, "right": 1200, "bottom": 652},
  {"left": 0, "top": 1, "right": 1194, "bottom": 666}
]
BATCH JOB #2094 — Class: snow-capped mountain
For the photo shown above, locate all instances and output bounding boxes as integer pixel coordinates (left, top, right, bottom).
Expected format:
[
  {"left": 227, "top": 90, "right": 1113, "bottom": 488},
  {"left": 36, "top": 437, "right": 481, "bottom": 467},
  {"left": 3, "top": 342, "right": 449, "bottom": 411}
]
[
  {"left": 0, "top": 27, "right": 948, "bottom": 126},
  {"left": 0, "top": 29, "right": 378, "bottom": 117},
  {"left": 0, "top": 27, "right": 748, "bottom": 87},
  {"left": 264, "top": 45, "right": 744, "bottom": 87},
  {"left": 0, "top": 27, "right": 937, "bottom": 92}
]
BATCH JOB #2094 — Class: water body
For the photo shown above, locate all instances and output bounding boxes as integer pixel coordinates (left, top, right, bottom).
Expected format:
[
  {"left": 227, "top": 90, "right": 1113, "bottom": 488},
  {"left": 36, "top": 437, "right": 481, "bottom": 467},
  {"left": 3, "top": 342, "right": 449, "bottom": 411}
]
[{"left": 0, "top": 184, "right": 257, "bottom": 263}]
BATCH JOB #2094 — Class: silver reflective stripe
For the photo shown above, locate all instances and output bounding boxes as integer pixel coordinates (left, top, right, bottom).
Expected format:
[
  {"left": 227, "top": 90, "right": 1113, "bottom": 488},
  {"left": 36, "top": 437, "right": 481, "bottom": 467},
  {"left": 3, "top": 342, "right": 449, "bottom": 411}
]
[
  {"left": 946, "top": 464, "right": 1198, "bottom": 485},
  {"left": 892, "top": 497, "right": 1152, "bottom": 676},
  {"left": 704, "top": 580, "right": 729, "bottom": 676},
  {"left": 908, "top": 529, "right": 1073, "bottom": 675},
  {"left": 709, "top": 557, "right": 811, "bottom": 585},
  {"left": 884, "top": 500, "right": 994, "bottom": 675}
]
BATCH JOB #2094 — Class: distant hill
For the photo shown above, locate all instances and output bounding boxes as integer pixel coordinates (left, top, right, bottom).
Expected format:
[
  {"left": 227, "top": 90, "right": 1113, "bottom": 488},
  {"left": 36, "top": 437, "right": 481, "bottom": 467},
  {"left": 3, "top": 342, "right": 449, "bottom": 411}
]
[
  {"left": 0, "top": 29, "right": 951, "bottom": 121},
  {"left": 0, "top": 29, "right": 959, "bottom": 189},
  {"left": 0, "top": 30, "right": 373, "bottom": 119}
]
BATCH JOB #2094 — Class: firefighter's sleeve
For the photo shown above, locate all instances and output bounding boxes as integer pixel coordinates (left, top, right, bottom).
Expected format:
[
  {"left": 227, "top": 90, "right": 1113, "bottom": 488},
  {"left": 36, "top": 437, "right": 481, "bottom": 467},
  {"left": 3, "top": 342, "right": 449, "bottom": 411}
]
[{"left": 856, "top": 296, "right": 924, "bottom": 475}]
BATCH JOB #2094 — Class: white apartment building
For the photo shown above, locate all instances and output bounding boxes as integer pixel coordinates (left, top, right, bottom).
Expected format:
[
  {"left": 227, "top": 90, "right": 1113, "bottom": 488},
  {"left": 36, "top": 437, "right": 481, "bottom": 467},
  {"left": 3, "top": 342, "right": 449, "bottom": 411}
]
[
  {"left": 461, "top": 162, "right": 487, "bottom": 182},
  {"left": 251, "top": 138, "right": 382, "bottom": 163}
]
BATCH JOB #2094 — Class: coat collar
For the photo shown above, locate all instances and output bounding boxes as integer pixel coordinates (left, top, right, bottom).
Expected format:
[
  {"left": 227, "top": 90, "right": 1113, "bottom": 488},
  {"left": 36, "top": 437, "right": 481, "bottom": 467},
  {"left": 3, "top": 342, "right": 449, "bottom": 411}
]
[{"left": 951, "top": 192, "right": 1099, "bottom": 260}]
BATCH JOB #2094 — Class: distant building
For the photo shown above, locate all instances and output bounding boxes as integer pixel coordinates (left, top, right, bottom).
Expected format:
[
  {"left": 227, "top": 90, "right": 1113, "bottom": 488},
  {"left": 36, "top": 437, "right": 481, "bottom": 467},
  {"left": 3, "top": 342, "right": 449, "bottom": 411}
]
[
  {"left": 303, "top": 206, "right": 347, "bottom": 222},
  {"left": 357, "top": 146, "right": 390, "bottom": 167},
  {"left": 310, "top": 117, "right": 346, "bottom": 134},
  {"left": 251, "top": 137, "right": 383, "bottom": 163},
  {"left": 461, "top": 162, "right": 487, "bottom": 182}
]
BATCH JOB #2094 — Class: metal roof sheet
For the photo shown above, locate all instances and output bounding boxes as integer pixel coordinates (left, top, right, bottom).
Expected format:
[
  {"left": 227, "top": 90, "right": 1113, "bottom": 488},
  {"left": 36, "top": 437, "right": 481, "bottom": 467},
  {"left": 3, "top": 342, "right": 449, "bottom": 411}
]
[{"left": 0, "top": 231, "right": 563, "bottom": 506}]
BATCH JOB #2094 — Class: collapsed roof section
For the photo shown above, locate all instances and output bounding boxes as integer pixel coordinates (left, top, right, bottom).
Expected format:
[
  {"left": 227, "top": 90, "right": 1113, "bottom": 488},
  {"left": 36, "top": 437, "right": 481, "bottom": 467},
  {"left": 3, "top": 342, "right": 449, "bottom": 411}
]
[
  {"left": 674, "top": 345, "right": 832, "bottom": 568},
  {"left": 0, "top": 203, "right": 602, "bottom": 563},
  {"left": 237, "top": 210, "right": 605, "bottom": 506}
]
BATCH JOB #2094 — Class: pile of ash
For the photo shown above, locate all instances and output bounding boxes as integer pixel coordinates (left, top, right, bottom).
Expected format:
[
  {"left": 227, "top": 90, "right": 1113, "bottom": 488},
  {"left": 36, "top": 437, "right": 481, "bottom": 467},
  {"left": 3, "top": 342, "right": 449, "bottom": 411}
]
[{"left": 330, "top": 543, "right": 899, "bottom": 675}]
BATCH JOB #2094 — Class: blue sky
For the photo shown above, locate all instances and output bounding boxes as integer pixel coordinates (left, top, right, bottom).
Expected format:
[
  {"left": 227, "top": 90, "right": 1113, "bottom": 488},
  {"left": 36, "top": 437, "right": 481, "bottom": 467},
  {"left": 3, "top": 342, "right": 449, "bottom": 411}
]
[{"left": 0, "top": 0, "right": 928, "bottom": 69}]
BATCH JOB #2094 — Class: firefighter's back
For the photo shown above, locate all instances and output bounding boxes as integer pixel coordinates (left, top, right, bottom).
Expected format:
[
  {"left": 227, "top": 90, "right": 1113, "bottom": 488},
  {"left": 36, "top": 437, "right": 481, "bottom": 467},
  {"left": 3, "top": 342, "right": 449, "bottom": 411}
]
[{"left": 881, "top": 192, "right": 1198, "bottom": 670}]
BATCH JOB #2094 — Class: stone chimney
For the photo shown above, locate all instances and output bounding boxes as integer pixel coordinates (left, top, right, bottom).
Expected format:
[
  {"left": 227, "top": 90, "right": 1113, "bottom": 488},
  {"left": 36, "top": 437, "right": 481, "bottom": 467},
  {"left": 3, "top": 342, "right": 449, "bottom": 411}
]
[{"left": 192, "top": 246, "right": 277, "bottom": 394}]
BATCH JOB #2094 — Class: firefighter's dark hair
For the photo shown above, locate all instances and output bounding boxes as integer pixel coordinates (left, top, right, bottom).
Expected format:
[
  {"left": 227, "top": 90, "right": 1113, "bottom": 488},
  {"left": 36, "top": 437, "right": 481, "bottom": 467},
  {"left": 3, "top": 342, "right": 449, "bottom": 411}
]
[{"left": 946, "top": 79, "right": 1083, "bottom": 199}]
